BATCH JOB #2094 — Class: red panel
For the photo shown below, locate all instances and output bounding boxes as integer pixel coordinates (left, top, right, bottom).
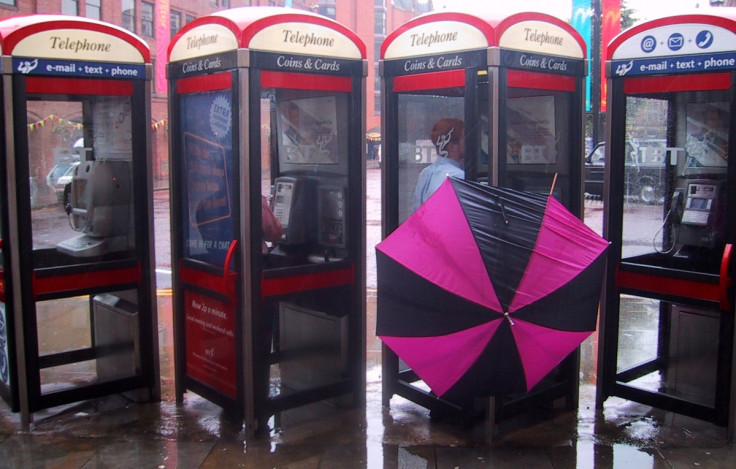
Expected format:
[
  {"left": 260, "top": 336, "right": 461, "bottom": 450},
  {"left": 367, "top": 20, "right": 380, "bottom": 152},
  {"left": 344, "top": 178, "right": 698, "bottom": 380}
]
[
  {"left": 32, "top": 266, "right": 140, "bottom": 298},
  {"left": 261, "top": 70, "right": 351, "bottom": 92},
  {"left": 261, "top": 265, "right": 354, "bottom": 298},
  {"left": 600, "top": 0, "right": 622, "bottom": 112},
  {"left": 616, "top": 269, "right": 721, "bottom": 306},
  {"left": 507, "top": 70, "right": 576, "bottom": 92},
  {"left": 179, "top": 264, "right": 237, "bottom": 304},
  {"left": 393, "top": 69, "right": 465, "bottom": 93},
  {"left": 176, "top": 72, "right": 232, "bottom": 94},
  {"left": 719, "top": 244, "right": 733, "bottom": 311},
  {"left": 26, "top": 77, "right": 132, "bottom": 96},
  {"left": 184, "top": 289, "right": 237, "bottom": 398},
  {"left": 624, "top": 73, "right": 731, "bottom": 94}
]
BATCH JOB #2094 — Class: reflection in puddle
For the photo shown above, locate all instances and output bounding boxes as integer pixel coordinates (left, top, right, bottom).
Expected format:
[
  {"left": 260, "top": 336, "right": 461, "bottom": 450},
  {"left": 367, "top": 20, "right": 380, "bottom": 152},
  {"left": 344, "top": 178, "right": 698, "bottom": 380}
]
[{"left": 577, "top": 441, "right": 655, "bottom": 468}]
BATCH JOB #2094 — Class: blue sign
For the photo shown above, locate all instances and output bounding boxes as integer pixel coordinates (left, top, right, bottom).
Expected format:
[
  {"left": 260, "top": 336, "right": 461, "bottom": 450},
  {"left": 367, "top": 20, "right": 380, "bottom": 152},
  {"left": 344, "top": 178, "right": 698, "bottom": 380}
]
[
  {"left": 640, "top": 35, "right": 657, "bottom": 54},
  {"left": 667, "top": 33, "right": 684, "bottom": 52},
  {"left": 612, "top": 51, "right": 736, "bottom": 77},
  {"left": 570, "top": 0, "right": 592, "bottom": 111},
  {"left": 500, "top": 50, "right": 585, "bottom": 76},
  {"left": 168, "top": 52, "right": 237, "bottom": 79},
  {"left": 13, "top": 57, "right": 145, "bottom": 79},
  {"left": 696, "top": 30, "right": 714, "bottom": 49}
]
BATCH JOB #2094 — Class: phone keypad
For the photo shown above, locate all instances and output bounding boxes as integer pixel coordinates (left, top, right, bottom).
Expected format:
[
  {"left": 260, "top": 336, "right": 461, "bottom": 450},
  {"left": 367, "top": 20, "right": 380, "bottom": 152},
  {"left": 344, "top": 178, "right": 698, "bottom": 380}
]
[{"left": 681, "top": 209, "right": 710, "bottom": 226}]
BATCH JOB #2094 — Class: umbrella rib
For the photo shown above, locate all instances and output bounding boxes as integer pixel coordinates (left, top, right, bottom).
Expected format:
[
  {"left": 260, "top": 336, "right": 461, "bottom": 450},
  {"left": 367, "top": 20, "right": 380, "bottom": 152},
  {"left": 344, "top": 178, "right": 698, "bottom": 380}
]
[{"left": 499, "top": 199, "right": 509, "bottom": 225}]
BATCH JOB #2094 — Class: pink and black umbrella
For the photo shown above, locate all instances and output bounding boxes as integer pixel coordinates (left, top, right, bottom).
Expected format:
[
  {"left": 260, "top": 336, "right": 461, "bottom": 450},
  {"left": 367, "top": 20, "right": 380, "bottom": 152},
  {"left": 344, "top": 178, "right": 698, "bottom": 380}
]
[{"left": 376, "top": 178, "right": 609, "bottom": 400}]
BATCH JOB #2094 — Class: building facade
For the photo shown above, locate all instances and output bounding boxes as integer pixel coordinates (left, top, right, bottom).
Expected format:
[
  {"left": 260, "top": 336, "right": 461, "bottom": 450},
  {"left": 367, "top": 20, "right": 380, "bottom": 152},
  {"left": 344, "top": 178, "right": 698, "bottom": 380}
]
[{"left": 1, "top": 1, "right": 429, "bottom": 187}]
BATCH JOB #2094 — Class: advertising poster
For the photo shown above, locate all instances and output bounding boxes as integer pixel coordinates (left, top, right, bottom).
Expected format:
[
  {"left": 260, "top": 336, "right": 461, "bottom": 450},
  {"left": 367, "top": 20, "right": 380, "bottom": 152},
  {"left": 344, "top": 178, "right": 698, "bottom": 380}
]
[
  {"left": 184, "top": 291, "right": 236, "bottom": 398},
  {"left": 686, "top": 102, "right": 729, "bottom": 168},
  {"left": 277, "top": 96, "right": 338, "bottom": 165},
  {"left": 507, "top": 96, "right": 557, "bottom": 165},
  {"left": 180, "top": 91, "right": 233, "bottom": 266}
]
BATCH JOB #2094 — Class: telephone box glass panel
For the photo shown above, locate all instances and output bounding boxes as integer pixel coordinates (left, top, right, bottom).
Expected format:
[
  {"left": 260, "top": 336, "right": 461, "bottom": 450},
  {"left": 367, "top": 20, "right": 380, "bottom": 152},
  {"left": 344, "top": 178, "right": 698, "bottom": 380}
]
[
  {"left": 396, "top": 93, "right": 464, "bottom": 223},
  {"left": 259, "top": 85, "right": 353, "bottom": 400},
  {"left": 28, "top": 96, "right": 136, "bottom": 262},
  {"left": 262, "top": 88, "right": 350, "bottom": 262},
  {"left": 620, "top": 89, "right": 729, "bottom": 273},
  {"left": 503, "top": 87, "right": 573, "bottom": 205}
]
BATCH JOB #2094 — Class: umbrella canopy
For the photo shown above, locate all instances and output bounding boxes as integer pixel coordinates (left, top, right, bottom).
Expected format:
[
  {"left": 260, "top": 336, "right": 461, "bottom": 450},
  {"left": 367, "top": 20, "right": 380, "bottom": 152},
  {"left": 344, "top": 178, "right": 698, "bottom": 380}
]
[{"left": 376, "top": 178, "right": 609, "bottom": 400}]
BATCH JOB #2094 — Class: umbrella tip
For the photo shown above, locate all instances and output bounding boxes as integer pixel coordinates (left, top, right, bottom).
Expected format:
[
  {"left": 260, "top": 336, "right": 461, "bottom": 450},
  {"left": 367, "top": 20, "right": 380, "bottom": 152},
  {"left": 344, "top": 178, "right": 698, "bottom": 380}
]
[
  {"left": 504, "top": 312, "right": 515, "bottom": 326},
  {"left": 549, "top": 173, "right": 558, "bottom": 196}
]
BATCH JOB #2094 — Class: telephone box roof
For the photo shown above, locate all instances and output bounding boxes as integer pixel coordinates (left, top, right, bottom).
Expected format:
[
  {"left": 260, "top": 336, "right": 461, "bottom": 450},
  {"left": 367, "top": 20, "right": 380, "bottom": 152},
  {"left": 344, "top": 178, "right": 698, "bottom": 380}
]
[
  {"left": 607, "top": 9, "right": 736, "bottom": 61},
  {"left": 0, "top": 14, "right": 150, "bottom": 63},
  {"left": 168, "top": 6, "right": 366, "bottom": 63},
  {"left": 381, "top": 10, "right": 586, "bottom": 61}
]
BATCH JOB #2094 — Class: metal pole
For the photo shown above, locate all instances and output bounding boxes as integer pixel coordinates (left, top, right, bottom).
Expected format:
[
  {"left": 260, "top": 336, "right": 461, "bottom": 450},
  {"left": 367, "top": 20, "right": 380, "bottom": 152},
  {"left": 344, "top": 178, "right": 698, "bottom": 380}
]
[{"left": 591, "top": 0, "right": 602, "bottom": 146}]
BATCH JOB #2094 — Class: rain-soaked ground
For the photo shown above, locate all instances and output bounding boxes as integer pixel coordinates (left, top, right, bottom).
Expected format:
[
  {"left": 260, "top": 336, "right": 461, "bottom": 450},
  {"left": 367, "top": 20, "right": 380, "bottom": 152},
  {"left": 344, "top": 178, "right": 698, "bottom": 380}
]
[
  {"left": 1, "top": 291, "right": 735, "bottom": 468},
  {"left": 2, "top": 170, "right": 736, "bottom": 467}
]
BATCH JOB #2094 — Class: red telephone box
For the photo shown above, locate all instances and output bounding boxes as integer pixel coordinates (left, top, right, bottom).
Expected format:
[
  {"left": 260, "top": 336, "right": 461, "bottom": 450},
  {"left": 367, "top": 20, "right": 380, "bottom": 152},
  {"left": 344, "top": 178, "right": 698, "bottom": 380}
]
[
  {"left": 380, "top": 10, "right": 587, "bottom": 438},
  {"left": 0, "top": 15, "right": 159, "bottom": 429},
  {"left": 597, "top": 11, "right": 736, "bottom": 440},
  {"left": 167, "top": 7, "right": 366, "bottom": 434}
]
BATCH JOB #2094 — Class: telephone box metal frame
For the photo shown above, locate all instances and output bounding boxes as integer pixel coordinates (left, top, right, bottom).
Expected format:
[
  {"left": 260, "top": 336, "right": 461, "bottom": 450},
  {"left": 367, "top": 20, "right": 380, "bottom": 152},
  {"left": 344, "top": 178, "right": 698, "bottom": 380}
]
[
  {"left": 380, "top": 10, "right": 588, "bottom": 437},
  {"left": 596, "top": 11, "right": 736, "bottom": 441},
  {"left": 167, "top": 7, "right": 367, "bottom": 434},
  {"left": 0, "top": 15, "right": 159, "bottom": 429}
]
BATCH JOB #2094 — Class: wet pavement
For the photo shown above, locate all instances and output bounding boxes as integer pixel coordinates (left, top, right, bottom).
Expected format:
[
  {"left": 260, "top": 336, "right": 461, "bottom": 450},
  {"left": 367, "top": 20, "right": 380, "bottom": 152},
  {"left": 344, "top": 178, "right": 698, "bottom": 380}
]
[
  {"left": 2, "top": 169, "right": 736, "bottom": 467},
  {"left": 2, "top": 291, "right": 735, "bottom": 467}
]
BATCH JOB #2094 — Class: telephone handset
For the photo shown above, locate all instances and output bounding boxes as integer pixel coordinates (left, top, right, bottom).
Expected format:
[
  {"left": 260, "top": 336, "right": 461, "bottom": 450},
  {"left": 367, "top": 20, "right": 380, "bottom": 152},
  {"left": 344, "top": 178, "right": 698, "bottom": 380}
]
[
  {"left": 271, "top": 176, "right": 317, "bottom": 247},
  {"left": 669, "top": 190, "right": 684, "bottom": 223}
]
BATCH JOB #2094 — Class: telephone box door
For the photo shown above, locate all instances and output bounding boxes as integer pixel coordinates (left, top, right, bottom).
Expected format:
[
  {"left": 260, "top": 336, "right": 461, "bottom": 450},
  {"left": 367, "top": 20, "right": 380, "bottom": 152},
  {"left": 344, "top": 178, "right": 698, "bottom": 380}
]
[{"left": 169, "top": 71, "right": 242, "bottom": 408}]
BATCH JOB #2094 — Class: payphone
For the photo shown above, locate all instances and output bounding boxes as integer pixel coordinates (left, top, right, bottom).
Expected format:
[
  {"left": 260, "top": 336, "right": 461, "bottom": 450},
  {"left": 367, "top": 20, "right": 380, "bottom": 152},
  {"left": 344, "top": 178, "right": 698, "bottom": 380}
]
[
  {"left": 270, "top": 176, "right": 347, "bottom": 259},
  {"left": 57, "top": 155, "right": 132, "bottom": 257},
  {"left": 380, "top": 10, "right": 587, "bottom": 438},
  {"left": 269, "top": 91, "right": 351, "bottom": 260},
  {"left": 271, "top": 176, "right": 317, "bottom": 247},
  {"left": 670, "top": 180, "right": 723, "bottom": 252},
  {"left": 0, "top": 15, "right": 159, "bottom": 429},
  {"left": 167, "top": 7, "right": 366, "bottom": 435},
  {"left": 596, "top": 11, "right": 736, "bottom": 438}
]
